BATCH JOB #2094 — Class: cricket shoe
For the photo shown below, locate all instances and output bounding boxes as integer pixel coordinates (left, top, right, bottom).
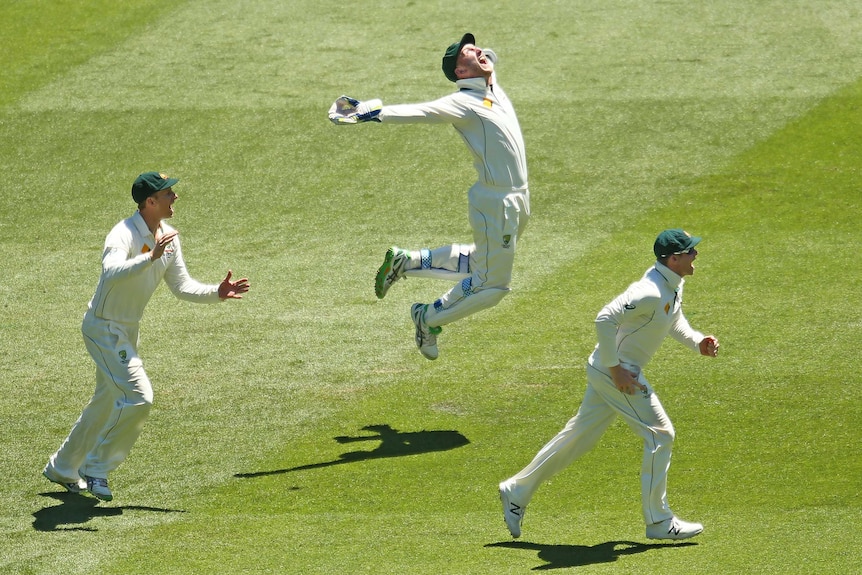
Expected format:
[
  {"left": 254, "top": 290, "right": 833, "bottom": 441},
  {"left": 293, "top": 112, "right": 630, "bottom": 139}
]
[
  {"left": 375, "top": 246, "right": 410, "bottom": 299},
  {"left": 646, "top": 516, "right": 703, "bottom": 540},
  {"left": 85, "top": 476, "right": 113, "bottom": 502},
  {"left": 410, "top": 303, "right": 442, "bottom": 360},
  {"left": 499, "top": 478, "right": 526, "bottom": 538},
  {"left": 42, "top": 464, "right": 87, "bottom": 494}
]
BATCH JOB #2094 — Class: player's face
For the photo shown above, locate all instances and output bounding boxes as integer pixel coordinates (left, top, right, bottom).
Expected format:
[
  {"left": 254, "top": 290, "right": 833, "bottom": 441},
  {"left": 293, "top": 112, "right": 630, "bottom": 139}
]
[
  {"left": 668, "top": 248, "right": 697, "bottom": 277},
  {"left": 455, "top": 44, "right": 494, "bottom": 80},
  {"left": 150, "top": 187, "right": 177, "bottom": 219}
]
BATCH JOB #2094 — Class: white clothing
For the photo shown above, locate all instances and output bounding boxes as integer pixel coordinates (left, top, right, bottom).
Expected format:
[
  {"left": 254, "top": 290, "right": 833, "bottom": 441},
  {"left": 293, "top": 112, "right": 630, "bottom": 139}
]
[
  {"left": 88, "top": 211, "right": 220, "bottom": 324},
  {"left": 48, "top": 211, "right": 220, "bottom": 481},
  {"left": 592, "top": 262, "right": 704, "bottom": 370},
  {"left": 379, "top": 77, "right": 528, "bottom": 190},
  {"left": 505, "top": 262, "right": 705, "bottom": 525},
  {"left": 378, "top": 76, "right": 530, "bottom": 327}
]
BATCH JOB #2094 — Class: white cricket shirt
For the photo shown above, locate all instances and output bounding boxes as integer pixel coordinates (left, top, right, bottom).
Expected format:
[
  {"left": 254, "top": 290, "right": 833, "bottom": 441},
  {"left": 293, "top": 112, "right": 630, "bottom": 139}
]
[
  {"left": 377, "top": 76, "right": 528, "bottom": 190},
  {"left": 591, "top": 262, "right": 704, "bottom": 370},
  {"left": 85, "top": 211, "right": 220, "bottom": 325}
]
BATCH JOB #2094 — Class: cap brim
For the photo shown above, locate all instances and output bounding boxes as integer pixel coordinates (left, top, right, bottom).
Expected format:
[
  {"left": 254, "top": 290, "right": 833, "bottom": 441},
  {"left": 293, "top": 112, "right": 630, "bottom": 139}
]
[{"left": 160, "top": 177, "right": 179, "bottom": 190}]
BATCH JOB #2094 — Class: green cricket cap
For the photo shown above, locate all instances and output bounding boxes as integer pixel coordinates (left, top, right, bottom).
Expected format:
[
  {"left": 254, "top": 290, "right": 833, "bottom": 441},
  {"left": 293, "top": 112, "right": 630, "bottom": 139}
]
[
  {"left": 131, "top": 171, "right": 179, "bottom": 203},
  {"left": 442, "top": 33, "right": 475, "bottom": 82},
  {"left": 654, "top": 229, "right": 702, "bottom": 258}
]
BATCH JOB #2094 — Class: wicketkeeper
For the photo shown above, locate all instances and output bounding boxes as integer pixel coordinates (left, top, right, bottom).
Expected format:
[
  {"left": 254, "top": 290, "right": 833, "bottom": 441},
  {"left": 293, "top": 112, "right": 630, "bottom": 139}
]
[{"left": 329, "top": 33, "right": 530, "bottom": 360}]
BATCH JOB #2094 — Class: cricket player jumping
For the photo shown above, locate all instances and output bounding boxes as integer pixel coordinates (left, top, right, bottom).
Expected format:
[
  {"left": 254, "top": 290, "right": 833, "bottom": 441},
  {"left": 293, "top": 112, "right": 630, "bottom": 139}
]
[{"left": 329, "top": 33, "right": 530, "bottom": 360}]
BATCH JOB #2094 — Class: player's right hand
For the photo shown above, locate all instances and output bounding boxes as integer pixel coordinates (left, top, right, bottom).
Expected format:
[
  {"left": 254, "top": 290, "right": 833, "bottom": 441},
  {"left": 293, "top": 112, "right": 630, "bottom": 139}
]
[
  {"left": 609, "top": 364, "right": 646, "bottom": 395},
  {"left": 151, "top": 230, "right": 178, "bottom": 261}
]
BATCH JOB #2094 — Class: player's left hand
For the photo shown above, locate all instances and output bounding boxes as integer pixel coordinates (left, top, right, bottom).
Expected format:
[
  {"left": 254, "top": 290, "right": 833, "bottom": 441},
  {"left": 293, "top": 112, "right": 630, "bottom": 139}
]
[
  {"left": 218, "top": 270, "right": 250, "bottom": 299},
  {"left": 699, "top": 335, "right": 720, "bottom": 357},
  {"left": 328, "top": 95, "right": 382, "bottom": 124}
]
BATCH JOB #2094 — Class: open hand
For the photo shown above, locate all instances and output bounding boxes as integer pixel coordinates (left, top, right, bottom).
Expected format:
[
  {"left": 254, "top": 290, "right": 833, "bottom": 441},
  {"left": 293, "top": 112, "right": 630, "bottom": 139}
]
[{"left": 218, "top": 270, "right": 250, "bottom": 299}]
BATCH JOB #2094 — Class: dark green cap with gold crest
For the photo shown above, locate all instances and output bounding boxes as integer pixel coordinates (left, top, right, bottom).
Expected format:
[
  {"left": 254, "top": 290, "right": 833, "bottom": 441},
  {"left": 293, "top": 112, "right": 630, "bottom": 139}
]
[
  {"left": 132, "top": 171, "right": 178, "bottom": 203},
  {"left": 654, "top": 229, "right": 701, "bottom": 258},
  {"left": 442, "top": 33, "right": 475, "bottom": 82}
]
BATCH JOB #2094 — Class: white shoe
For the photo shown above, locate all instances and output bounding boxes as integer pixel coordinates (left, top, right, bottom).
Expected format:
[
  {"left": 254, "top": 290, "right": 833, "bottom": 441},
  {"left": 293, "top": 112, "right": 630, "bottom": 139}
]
[
  {"left": 410, "top": 303, "right": 441, "bottom": 360},
  {"left": 85, "top": 476, "right": 113, "bottom": 502},
  {"left": 375, "top": 247, "right": 410, "bottom": 299},
  {"left": 42, "top": 464, "right": 87, "bottom": 494},
  {"left": 646, "top": 516, "right": 703, "bottom": 540},
  {"left": 499, "top": 479, "right": 526, "bottom": 538}
]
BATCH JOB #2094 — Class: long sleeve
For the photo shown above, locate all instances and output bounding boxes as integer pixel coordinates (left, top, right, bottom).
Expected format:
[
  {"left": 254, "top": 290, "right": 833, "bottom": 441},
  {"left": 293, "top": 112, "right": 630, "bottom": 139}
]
[
  {"left": 591, "top": 263, "right": 699, "bottom": 370},
  {"left": 162, "top": 236, "right": 220, "bottom": 303},
  {"left": 376, "top": 78, "right": 527, "bottom": 189}
]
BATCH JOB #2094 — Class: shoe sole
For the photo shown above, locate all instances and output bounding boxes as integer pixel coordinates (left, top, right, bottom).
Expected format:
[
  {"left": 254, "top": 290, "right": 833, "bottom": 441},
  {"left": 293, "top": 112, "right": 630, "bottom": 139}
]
[
  {"left": 85, "top": 476, "right": 114, "bottom": 502},
  {"left": 375, "top": 248, "right": 397, "bottom": 299},
  {"left": 499, "top": 483, "right": 523, "bottom": 538},
  {"left": 647, "top": 528, "right": 703, "bottom": 541},
  {"left": 646, "top": 528, "right": 703, "bottom": 540},
  {"left": 411, "top": 303, "right": 440, "bottom": 360},
  {"left": 43, "top": 469, "right": 86, "bottom": 494}
]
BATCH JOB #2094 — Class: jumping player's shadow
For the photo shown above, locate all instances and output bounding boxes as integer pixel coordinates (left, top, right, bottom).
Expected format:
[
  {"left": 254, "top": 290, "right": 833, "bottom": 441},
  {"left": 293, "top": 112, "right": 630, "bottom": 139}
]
[
  {"left": 486, "top": 540, "right": 697, "bottom": 570},
  {"left": 234, "top": 424, "right": 470, "bottom": 478},
  {"left": 32, "top": 492, "right": 185, "bottom": 532}
]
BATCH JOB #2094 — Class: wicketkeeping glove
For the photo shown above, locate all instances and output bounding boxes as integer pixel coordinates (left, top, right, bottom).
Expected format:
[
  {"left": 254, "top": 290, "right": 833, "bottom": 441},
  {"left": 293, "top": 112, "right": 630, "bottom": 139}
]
[{"left": 328, "top": 96, "right": 383, "bottom": 125}]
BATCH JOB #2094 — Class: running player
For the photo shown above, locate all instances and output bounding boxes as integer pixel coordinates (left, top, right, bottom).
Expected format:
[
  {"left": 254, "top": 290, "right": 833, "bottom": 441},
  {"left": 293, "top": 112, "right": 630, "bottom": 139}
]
[{"left": 499, "top": 229, "right": 720, "bottom": 540}]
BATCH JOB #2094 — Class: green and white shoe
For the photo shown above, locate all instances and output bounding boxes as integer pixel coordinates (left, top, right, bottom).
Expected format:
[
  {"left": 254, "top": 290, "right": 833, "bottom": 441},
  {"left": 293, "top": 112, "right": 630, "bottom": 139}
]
[
  {"left": 375, "top": 246, "right": 410, "bottom": 299},
  {"left": 411, "top": 303, "right": 442, "bottom": 360}
]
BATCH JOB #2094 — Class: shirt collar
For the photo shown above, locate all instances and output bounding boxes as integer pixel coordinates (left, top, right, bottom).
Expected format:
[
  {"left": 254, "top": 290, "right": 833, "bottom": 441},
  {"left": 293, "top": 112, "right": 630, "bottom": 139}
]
[
  {"left": 455, "top": 77, "right": 490, "bottom": 91},
  {"left": 653, "top": 261, "right": 684, "bottom": 291},
  {"left": 132, "top": 210, "right": 160, "bottom": 238}
]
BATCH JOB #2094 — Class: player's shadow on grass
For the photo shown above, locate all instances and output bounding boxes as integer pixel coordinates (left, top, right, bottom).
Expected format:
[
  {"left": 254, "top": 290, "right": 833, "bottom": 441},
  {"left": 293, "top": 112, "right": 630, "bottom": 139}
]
[
  {"left": 234, "top": 424, "right": 470, "bottom": 478},
  {"left": 486, "top": 540, "right": 696, "bottom": 570},
  {"left": 32, "top": 492, "right": 186, "bottom": 532}
]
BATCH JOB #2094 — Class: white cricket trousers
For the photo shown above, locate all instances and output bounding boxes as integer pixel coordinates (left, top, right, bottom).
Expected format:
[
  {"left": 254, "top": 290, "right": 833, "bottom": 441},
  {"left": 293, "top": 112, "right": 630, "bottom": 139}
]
[
  {"left": 506, "top": 361, "right": 676, "bottom": 525},
  {"left": 48, "top": 317, "right": 153, "bottom": 479},
  {"left": 411, "top": 183, "right": 530, "bottom": 328}
]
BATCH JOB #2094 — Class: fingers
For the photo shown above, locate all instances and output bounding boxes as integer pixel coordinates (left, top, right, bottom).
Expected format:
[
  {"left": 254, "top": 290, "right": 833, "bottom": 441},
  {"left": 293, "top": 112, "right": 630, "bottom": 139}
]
[
  {"left": 157, "top": 230, "right": 179, "bottom": 245},
  {"left": 700, "top": 335, "right": 720, "bottom": 357},
  {"left": 614, "top": 374, "right": 646, "bottom": 395},
  {"left": 616, "top": 383, "right": 643, "bottom": 395}
]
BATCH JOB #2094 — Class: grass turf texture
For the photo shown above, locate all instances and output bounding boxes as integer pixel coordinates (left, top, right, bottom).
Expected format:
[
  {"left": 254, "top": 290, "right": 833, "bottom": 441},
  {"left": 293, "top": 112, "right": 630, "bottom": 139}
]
[{"left": 2, "top": 0, "right": 861, "bottom": 573}]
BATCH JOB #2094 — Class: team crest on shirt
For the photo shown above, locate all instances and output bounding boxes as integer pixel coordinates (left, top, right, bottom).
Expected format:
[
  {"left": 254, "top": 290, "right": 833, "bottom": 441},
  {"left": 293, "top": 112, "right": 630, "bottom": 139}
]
[
  {"left": 502, "top": 234, "right": 512, "bottom": 248},
  {"left": 483, "top": 98, "right": 493, "bottom": 108},
  {"left": 118, "top": 350, "right": 128, "bottom": 364},
  {"left": 664, "top": 302, "right": 671, "bottom": 314},
  {"left": 142, "top": 244, "right": 151, "bottom": 254}
]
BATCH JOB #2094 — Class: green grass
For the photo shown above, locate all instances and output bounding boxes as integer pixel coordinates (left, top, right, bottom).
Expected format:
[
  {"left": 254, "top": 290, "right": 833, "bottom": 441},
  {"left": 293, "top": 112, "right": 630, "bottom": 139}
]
[{"left": 2, "top": 1, "right": 861, "bottom": 573}]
